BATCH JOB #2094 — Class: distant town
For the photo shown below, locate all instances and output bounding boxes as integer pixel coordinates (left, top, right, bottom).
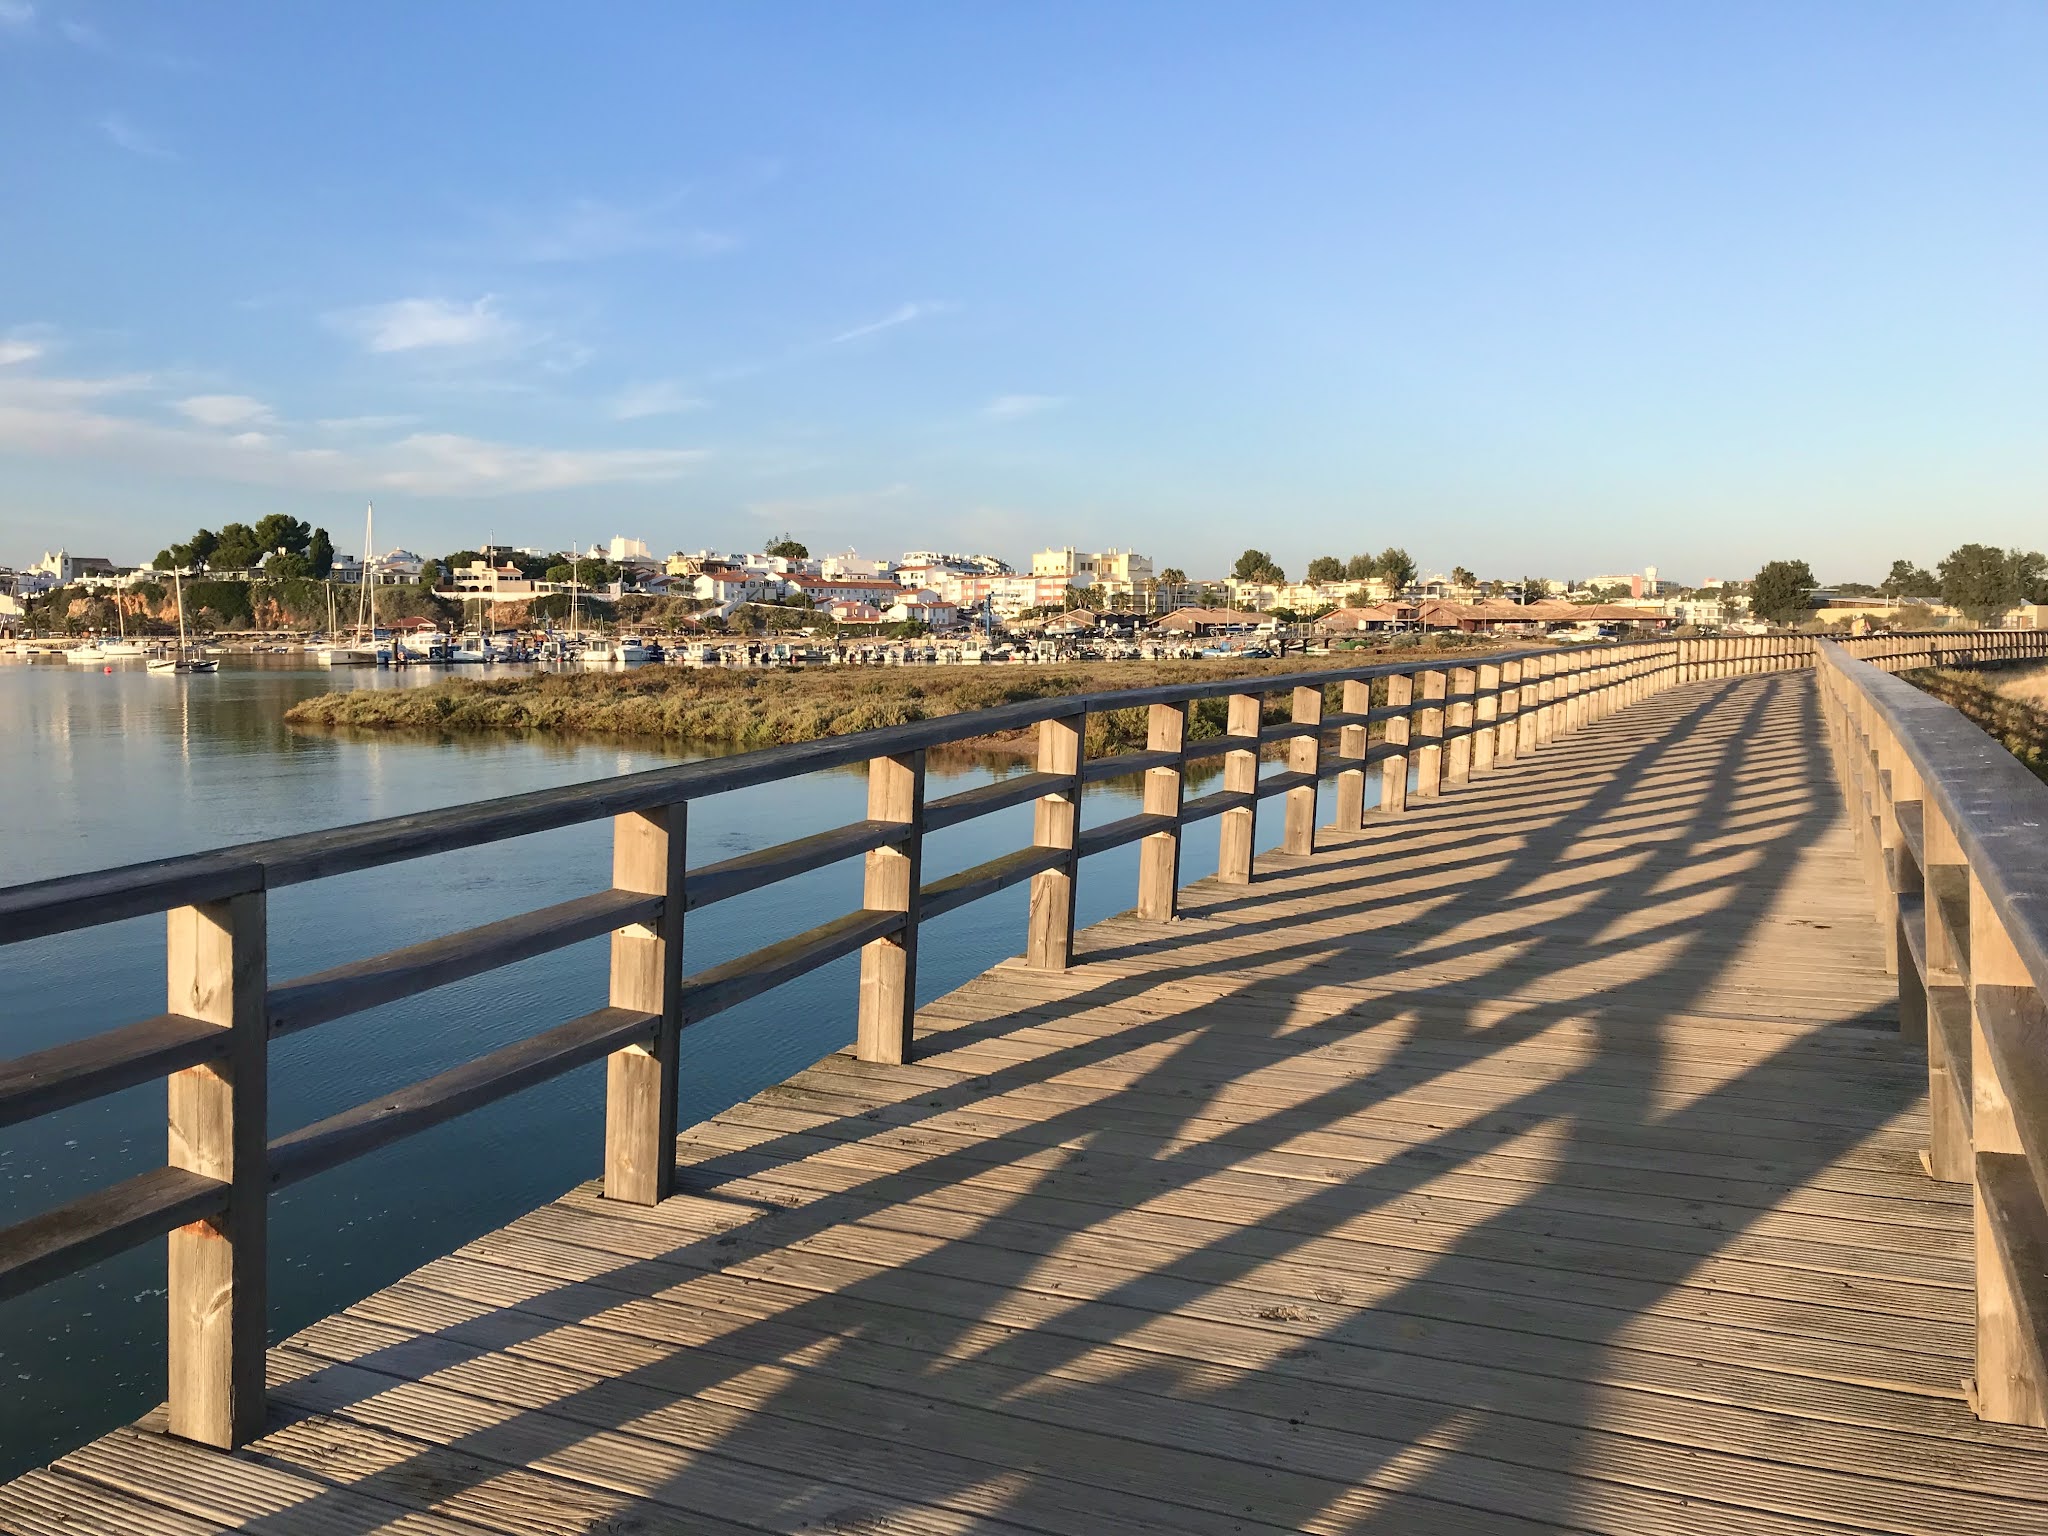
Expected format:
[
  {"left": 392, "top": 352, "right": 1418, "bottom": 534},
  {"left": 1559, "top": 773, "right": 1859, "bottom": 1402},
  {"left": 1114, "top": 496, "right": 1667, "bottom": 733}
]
[{"left": 3, "top": 526, "right": 2044, "bottom": 642}]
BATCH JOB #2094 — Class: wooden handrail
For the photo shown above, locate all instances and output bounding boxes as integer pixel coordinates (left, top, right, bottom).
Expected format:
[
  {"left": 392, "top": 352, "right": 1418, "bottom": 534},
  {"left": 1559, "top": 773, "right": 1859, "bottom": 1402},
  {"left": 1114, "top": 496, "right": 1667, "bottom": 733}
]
[
  {"left": 1815, "top": 632, "right": 2048, "bottom": 1426},
  {"left": 0, "top": 626, "right": 2036, "bottom": 1448}
]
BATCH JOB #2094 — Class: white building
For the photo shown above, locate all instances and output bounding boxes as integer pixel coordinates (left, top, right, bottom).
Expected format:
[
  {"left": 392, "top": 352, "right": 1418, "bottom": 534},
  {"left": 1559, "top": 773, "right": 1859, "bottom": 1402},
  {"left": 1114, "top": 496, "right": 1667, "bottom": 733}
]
[
  {"left": 902, "top": 551, "right": 1011, "bottom": 576},
  {"left": 1030, "top": 546, "right": 1154, "bottom": 584}
]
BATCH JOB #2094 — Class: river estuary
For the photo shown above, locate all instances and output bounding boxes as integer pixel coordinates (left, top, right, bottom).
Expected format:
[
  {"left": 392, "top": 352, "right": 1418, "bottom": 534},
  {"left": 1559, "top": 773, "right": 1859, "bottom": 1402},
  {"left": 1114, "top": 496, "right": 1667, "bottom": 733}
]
[{"left": 0, "top": 654, "right": 1288, "bottom": 1476}]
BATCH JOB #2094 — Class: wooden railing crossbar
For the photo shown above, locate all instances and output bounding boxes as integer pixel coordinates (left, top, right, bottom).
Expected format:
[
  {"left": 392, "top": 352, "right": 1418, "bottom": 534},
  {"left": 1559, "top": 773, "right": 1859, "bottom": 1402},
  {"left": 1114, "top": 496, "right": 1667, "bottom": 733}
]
[{"left": 0, "top": 626, "right": 2034, "bottom": 1448}]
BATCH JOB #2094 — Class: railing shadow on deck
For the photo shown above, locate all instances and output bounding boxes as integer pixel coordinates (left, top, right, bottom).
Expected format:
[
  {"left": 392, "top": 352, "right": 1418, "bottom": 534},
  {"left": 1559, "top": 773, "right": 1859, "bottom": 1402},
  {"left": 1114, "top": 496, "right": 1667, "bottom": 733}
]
[{"left": 218, "top": 672, "right": 1976, "bottom": 1534}]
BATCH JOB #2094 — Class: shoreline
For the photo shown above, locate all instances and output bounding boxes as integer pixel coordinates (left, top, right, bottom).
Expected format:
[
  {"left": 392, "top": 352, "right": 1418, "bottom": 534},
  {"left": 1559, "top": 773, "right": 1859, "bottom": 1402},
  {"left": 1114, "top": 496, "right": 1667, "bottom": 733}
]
[{"left": 283, "top": 644, "right": 1505, "bottom": 757}]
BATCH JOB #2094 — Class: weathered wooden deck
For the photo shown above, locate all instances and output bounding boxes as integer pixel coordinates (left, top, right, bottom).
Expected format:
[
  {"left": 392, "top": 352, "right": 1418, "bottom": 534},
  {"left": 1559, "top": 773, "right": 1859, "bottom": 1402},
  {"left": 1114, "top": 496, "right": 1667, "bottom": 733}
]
[{"left": 8, "top": 669, "right": 2048, "bottom": 1534}]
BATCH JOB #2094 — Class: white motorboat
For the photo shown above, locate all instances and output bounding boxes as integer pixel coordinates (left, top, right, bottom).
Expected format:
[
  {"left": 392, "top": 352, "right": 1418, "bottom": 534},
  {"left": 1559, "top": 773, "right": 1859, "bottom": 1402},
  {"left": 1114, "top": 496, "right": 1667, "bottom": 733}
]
[{"left": 581, "top": 637, "right": 652, "bottom": 664}]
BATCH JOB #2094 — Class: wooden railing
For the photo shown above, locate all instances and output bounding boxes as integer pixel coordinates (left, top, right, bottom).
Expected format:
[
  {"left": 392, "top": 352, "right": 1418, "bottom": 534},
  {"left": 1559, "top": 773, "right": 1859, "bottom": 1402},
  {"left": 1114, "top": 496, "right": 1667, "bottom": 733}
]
[
  {"left": 1816, "top": 632, "right": 2048, "bottom": 1425},
  {"left": 0, "top": 625, "right": 2035, "bottom": 1450},
  {"left": 0, "top": 638, "right": 1687, "bottom": 1448}
]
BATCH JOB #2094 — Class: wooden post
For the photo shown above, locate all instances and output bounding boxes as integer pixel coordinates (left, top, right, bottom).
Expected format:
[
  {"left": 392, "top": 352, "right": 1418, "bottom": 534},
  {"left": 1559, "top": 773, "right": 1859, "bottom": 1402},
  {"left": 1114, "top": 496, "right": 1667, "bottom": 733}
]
[
  {"left": 1283, "top": 685, "right": 1323, "bottom": 854},
  {"left": 1413, "top": 671, "right": 1447, "bottom": 798},
  {"left": 857, "top": 751, "right": 925, "bottom": 1061},
  {"left": 1970, "top": 881, "right": 2044, "bottom": 1425},
  {"left": 166, "top": 881, "right": 268, "bottom": 1449},
  {"left": 1472, "top": 663, "right": 1500, "bottom": 774},
  {"left": 1333, "top": 678, "right": 1370, "bottom": 831},
  {"left": 1517, "top": 660, "right": 1542, "bottom": 757},
  {"left": 1137, "top": 701, "right": 1187, "bottom": 919},
  {"left": 1536, "top": 654, "right": 1559, "bottom": 745},
  {"left": 605, "top": 803, "right": 685, "bottom": 1203},
  {"left": 1218, "top": 692, "right": 1262, "bottom": 883},
  {"left": 1446, "top": 666, "right": 1476, "bottom": 785},
  {"left": 1495, "top": 660, "right": 1522, "bottom": 764},
  {"left": 1924, "top": 805, "right": 1970, "bottom": 1185},
  {"left": 1380, "top": 673, "right": 1413, "bottom": 812},
  {"left": 1027, "top": 714, "right": 1084, "bottom": 966}
]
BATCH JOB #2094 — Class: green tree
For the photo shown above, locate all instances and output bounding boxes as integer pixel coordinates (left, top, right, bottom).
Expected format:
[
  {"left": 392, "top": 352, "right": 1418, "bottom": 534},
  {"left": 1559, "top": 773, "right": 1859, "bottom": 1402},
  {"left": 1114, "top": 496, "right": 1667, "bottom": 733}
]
[
  {"left": 417, "top": 558, "right": 443, "bottom": 588},
  {"left": 1880, "top": 559, "right": 1939, "bottom": 600},
  {"left": 252, "top": 513, "right": 312, "bottom": 559},
  {"left": 1158, "top": 566, "right": 1187, "bottom": 586},
  {"left": 1232, "top": 548, "right": 1285, "bottom": 583},
  {"left": 307, "top": 527, "right": 335, "bottom": 579},
  {"left": 210, "top": 522, "right": 264, "bottom": 570},
  {"left": 1451, "top": 565, "right": 1477, "bottom": 588},
  {"left": 2010, "top": 548, "right": 2048, "bottom": 604},
  {"left": 1750, "top": 559, "right": 1817, "bottom": 624},
  {"left": 1938, "top": 544, "right": 2020, "bottom": 622},
  {"left": 765, "top": 534, "right": 809, "bottom": 560},
  {"left": 1516, "top": 577, "right": 1546, "bottom": 603},
  {"left": 1344, "top": 553, "right": 1374, "bottom": 580},
  {"left": 544, "top": 563, "right": 575, "bottom": 585},
  {"left": 1373, "top": 547, "right": 1417, "bottom": 588},
  {"left": 1832, "top": 581, "right": 1879, "bottom": 598},
  {"left": 264, "top": 551, "right": 311, "bottom": 580},
  {"left": 573, "top": 558, "right": 615, "bottom": 587},
  {"left": 1304, "top": 555, "right": 1344, "bottom": 583}
]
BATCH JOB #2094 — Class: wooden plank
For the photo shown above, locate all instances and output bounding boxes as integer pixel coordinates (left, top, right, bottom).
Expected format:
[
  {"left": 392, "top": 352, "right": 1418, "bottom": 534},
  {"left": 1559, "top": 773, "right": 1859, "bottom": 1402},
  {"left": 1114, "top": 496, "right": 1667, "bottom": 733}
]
[
  {"left": 923, "top": 770, "right": 1071, "bottom": 831},
  {"left": 920, "top": 846, "right": 1069, "bottom": 921},
  {"left": 268, "top": 1007, "right": 656, "bottom": 1189},
  {"left": 0, "top": 1013, "right": 228, "bottom": 1131},
  {"left": 269, "top": 887, "right": 659, "bottom": 1037},
  {"left": 1075, "top": 812, "right": 1176, "bottom": 859},
  {"left": 683, "top": 817, "right": 905, "bottom": 909},
  {"left": 0, "top": 1167, "right": 226, "bottom": 1302},
  {"left": 1078, "top": 748, "right": 1180, "bottom": 784},
  {"left": 681, "top": 908, "right": 905, "bottom": 1023}
]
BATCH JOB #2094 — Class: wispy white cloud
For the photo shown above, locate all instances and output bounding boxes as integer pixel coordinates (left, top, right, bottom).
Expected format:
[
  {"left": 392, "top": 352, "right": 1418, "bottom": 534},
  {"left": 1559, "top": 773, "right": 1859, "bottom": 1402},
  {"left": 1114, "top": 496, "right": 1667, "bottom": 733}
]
[
  {"left": 330, "top": 295, "right": 517, "bottom": 354},
  {"left": 0, "top": 338, "right": 42, "bottom": 367},
  {"left": 60, "top": 17, "right": 101, "bottom": 46},
  {"left": 984, "top": 393, "right": 1065, "bottom": 420},
  {"left": 494, "top": 194, "right": 738, "bottom": 263},
  {"left": 610, "top": 379, "right": 706, "bottom": 420},
  {"left": 100, "top": 112, "right": 176, "bottom": 160},
  {"left": 314, "top": 413, "right": 422, "bottom": 434},
  {"left": 175, "top": 393, "right": 273, "bottom": 428},
  {"left": 0, "top": 361, "right": 705, "bottom": 496},
  {"left": 830, "top": 301, "right": 951, "bottom": 345},
  {"left": 0, "top": 2, "right": 35, "bottom": 31}
]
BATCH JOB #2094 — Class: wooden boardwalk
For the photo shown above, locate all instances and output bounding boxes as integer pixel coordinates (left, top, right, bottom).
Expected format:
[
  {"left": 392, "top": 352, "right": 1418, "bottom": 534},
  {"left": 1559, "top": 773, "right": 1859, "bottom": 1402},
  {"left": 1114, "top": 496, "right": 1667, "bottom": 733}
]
[{"left": 8, "top": 670, "right": 2048, "bottom": 1534}]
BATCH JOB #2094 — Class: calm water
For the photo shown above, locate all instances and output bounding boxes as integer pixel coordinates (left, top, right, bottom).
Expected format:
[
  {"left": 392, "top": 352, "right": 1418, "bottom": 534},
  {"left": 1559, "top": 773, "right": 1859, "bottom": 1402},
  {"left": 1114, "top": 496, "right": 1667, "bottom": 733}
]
[{"left": 0, "top": 654, "right": 1268, "bottom": 1475}]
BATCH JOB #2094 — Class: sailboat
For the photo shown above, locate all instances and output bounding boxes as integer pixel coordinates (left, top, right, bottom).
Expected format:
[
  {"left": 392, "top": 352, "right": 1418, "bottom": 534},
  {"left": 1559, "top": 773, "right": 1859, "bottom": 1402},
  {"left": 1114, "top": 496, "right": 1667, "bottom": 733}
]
[
  {"left": 147, "top": 571, "right": 218, "bottom": 674},
  {"left": 313, "top": 506, "right": 381, "bottom": 666}
]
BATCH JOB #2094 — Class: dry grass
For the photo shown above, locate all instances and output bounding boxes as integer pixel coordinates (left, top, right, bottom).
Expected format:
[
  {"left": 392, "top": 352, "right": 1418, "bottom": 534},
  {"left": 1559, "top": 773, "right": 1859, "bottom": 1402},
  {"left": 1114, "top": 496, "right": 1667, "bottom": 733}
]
[
  {"left": 285, "top": 644, "right": 1500, "bottom": 755},
  {"left": 1906, "top": 665, "right": 2048, "bottom": 783}
]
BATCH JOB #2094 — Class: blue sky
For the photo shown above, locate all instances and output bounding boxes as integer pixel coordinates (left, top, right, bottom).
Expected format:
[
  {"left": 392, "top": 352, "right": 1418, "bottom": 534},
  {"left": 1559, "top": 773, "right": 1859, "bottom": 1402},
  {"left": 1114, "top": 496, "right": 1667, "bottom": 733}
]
[{"left": 0, "top": 2, "right": 2042, "bottom": 582}]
